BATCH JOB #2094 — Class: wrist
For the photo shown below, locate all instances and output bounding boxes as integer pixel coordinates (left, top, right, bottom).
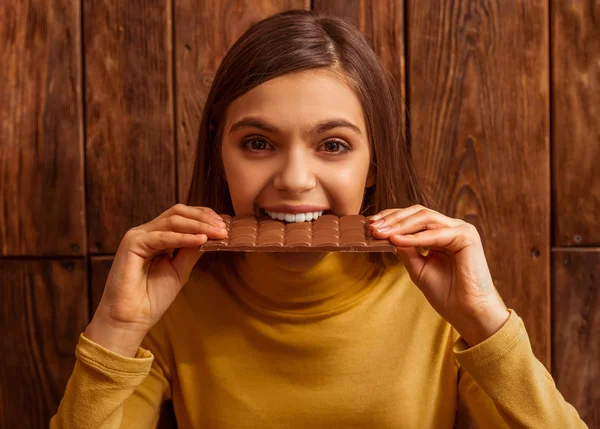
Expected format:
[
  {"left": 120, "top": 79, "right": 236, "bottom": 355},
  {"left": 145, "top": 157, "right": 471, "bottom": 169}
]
[
  {"left": 84, "top": 316, "right": 147, "bottom": 358},
  {"left": 454, "top": 305, "right": 510, "bottom": 347}
]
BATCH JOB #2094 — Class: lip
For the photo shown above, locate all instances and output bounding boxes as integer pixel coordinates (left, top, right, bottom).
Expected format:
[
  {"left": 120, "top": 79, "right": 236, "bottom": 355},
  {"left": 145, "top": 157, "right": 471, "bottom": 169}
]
[{"left": 261, "top": 204, "right": 330, "bottom": 214}]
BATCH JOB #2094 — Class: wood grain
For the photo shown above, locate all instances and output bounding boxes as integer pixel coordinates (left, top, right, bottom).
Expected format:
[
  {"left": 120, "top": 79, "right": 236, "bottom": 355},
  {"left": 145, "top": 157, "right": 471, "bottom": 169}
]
[
  {"left": 0, "top": 259, "right": 88, "bottom": 427},
  {"left": 552, "top": 249, "right": 599, "bottom": 427},
  {"left": 174, "top": 0, "right": 309, "bottom": 203},
  {"left": 90, "top": 255, "right": 113, "bottom": 317},
  {"left": 551, "top": 0, "right": 600, "bottom": 247},
  {"left": 408, "top": 0, "right": 550, "bottom": 366},
  {"left": 84, "top": 0, "right": 175, "bottom": 254},
  {"left": 0, "top": 0, "right": 85, "bottom": 257}
]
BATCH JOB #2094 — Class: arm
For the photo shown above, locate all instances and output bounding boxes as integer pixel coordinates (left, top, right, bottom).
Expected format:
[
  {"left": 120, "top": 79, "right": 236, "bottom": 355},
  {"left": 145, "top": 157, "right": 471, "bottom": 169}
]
[
  {"left": 49, "top": 317, "right": 172, "bottom": 428},
  {"left": 454, "top": 309, "right": 588, "bottom": 428}
]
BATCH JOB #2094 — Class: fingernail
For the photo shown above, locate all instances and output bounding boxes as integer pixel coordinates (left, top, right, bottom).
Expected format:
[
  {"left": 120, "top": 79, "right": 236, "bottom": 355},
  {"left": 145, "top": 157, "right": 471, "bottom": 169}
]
[
  {"left": 375, "top": 225, "right": 390, "bottom": 232},
  {"left": 371, "top": 219, "right": 385, "bottom": 228},
  {"left": 370, "top": 214, "right": 382, "bottom": 221}
]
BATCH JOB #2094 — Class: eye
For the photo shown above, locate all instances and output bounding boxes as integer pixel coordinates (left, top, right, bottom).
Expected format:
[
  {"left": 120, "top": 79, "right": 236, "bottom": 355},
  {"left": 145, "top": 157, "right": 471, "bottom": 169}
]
[
  {"left": 240, "top": 136, "right": 352, "bottom": 155},
  {"left": 241, "top": 137, "right": 273, "bottom": 152},
  {"left": 321, "top": 139, "right": 351, "bottom": 155}
]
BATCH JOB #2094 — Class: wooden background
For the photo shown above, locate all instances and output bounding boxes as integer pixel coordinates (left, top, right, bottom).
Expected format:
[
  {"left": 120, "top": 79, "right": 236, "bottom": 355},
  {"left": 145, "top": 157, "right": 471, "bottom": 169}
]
[{"left": 1, "top": 0, "right": 598, "bottom": 427}]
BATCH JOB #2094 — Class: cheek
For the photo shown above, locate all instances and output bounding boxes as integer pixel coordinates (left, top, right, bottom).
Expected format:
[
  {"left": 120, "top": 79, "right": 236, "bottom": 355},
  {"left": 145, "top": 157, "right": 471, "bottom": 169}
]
[
  {"left": 223, "top": 157, "right": 270, "bottom": 207},
  {"left": 321, "top": 162, "right": 370, "bottom": 214}
]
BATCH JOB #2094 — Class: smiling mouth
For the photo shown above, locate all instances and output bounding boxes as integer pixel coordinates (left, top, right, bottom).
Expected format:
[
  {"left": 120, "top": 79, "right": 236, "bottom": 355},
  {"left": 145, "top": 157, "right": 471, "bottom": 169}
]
[{"left": 259, "top": 208, "right": 333, "bottom": 223}]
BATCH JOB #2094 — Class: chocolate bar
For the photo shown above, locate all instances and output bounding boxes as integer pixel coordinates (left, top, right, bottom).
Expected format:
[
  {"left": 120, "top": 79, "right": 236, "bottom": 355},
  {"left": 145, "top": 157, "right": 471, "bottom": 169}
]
[{"left": 199, "top": 214, "right": 396, "bottom": 253}]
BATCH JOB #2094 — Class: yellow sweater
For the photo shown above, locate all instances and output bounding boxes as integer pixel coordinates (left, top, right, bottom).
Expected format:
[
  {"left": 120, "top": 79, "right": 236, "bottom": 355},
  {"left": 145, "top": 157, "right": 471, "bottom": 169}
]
[{"left": 50, "top": 251, "right": 587, "bottom": 428}]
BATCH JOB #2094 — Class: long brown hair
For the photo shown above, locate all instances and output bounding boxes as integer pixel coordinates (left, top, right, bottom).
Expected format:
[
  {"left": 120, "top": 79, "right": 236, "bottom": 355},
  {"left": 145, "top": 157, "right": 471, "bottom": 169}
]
[{"left": 186, "top": 9, "right": 436, "bottom": 268}]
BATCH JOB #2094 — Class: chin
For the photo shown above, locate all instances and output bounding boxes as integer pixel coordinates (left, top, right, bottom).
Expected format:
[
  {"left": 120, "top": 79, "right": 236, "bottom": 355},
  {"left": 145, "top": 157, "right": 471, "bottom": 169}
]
[{"left": 265, "top": 252, "right": 327, "bottom": 271}]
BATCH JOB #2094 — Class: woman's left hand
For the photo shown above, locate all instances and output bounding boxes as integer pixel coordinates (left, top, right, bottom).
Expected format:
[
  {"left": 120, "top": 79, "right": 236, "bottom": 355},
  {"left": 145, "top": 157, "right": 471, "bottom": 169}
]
[{"left": 369, "top": 205, "right": 510, "bottom": 346}]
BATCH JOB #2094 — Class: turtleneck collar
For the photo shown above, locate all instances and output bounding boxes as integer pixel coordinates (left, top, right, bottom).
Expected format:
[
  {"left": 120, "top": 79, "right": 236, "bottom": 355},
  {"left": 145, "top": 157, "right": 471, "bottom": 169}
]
[{"left": 228, "top": 251, "right": 384, "bottom": 317}]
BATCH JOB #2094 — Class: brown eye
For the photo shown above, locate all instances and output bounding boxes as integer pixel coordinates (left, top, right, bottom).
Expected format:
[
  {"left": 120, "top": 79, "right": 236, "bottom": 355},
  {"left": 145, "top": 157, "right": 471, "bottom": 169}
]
[
  {"left": 321, "top": 139, "right": 351, "bottom": 154},
  {"left": 325, "top": 141, "right": 339, "bottom": 151},
  {"left": 250, "top": 139, "right": 267, "bottom": 150},
  {"left": 242, "top": 137, "right": 272, "bottom": 151}
]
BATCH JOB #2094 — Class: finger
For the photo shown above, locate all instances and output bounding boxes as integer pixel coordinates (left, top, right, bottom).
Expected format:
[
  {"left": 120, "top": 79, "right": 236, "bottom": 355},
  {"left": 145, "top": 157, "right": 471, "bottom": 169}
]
[
  {"left": 156, "top": 204, "right": 221, "bottom": 223},
  {"left": 172, "top": 248, "right": 205, "bottom": 285},
  {"left": 390, "top": 224, "right": 474, "bottom": 254},
  {"left": 394, "top": 245, "right": 427, "bottom": 284},
  {"left": 371, "top": 209, "right": 462, "bottom": 237},
  {"left": 370, "top": 205, "right": 427, "bottom": 225},
  {"left": 168, "top": 205, "right": 222, "bottom": 223},
  {"left": 154, "top": 214, "right": 227, "bottom": 236},
  {"left": 141, "top": 231, "right": 209, "bottom": 256},
  {"left": 368, "top": 208, "right": 401, "bottom": 222}
]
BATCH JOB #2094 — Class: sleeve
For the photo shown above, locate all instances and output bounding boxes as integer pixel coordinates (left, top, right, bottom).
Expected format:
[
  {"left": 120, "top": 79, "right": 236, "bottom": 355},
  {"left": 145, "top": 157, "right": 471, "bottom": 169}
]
[
  {"left": 453, "top": 309, "right": 589, "bottom": 428},
  {"left": 49, "top": 317, "right": 173, "bottom": 429}
]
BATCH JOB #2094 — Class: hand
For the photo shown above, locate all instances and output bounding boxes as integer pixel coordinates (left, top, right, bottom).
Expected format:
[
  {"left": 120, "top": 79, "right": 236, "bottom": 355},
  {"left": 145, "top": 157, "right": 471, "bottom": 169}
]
[
  {"left": 369, "top": 205, "right": 510, "bottom": 346},
  {"left": 88, "top": 204, "right": 228, "bottom": 354}
]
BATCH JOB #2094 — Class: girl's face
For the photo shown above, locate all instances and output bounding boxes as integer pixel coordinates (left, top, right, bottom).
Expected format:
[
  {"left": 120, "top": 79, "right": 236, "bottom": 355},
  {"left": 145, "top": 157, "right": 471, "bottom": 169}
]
[{"left": 221, "top": 68, "right": 374, "bottom": 270}]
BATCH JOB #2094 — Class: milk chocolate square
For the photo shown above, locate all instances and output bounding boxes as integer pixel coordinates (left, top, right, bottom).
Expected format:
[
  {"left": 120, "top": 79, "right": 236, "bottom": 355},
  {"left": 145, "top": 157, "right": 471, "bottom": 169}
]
[{"left": 199, "top": 214, "right": 396, "bottom": 253}]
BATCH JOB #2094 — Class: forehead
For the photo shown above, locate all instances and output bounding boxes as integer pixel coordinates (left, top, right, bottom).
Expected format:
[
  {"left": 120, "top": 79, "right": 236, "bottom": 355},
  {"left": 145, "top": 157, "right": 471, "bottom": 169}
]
[{"left": 224, "top": 69, "right": 366, "bottom": 133}]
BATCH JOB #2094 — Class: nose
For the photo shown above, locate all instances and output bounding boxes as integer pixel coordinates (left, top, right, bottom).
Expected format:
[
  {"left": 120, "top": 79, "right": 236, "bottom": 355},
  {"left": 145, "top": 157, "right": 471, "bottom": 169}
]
[{"left": 272, "top": 147, "right": 316, "bottom": 194}]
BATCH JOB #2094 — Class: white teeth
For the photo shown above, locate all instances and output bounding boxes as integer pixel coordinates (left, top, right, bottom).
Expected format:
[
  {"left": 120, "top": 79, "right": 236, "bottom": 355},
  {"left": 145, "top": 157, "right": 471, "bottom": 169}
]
[{"left": 264, "top": 209, "right": 326, "bottom": 222}]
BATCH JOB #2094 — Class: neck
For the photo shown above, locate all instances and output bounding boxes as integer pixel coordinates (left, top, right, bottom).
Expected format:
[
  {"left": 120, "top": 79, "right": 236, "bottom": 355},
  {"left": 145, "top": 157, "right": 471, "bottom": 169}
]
[{"left": 229, "top": 251, "right": 382, "bottom": 315}]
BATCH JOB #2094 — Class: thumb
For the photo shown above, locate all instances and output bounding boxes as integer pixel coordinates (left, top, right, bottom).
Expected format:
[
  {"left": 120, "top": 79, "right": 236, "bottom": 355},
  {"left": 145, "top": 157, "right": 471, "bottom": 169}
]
[
  {"left": 172, "top": 242, "right": 205, "bottom": 286},
  {"left": 394, "top": 245, "right": 426, "bottom": 286}
]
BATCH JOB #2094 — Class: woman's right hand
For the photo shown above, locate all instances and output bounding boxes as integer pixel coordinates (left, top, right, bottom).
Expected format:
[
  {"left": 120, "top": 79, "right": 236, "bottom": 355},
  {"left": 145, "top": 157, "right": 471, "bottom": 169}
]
[{"left": 85, "top": 204, "right": 228, "bottom": 356}]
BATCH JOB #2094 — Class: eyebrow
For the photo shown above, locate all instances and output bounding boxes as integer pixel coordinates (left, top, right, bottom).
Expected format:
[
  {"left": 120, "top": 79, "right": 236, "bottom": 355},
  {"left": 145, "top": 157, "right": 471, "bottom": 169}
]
[{"left": 227, "top": 116, "right": 363, "bottom": 136}]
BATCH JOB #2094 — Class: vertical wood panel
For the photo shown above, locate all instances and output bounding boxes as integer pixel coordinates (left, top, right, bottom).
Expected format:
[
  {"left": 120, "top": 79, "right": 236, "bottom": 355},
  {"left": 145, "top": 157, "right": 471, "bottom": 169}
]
[
  {"left": 0, "top": 259, "right": 88, "bottom": 427},
  {"left": 0, "top": 0, "right": 85, "bottom": 257},
  {"left": 551, "top": 1, "right": 600, "bottom": 247},
  {"left": 408, "top": 1, "right": 550, "bottom": 367},
  {"left": 552, "top": 249, "right": 599, "bottom": 427},
  {"left": 313, "top": 0, "right": 406, "bottom": 152},
  {"left": 90, "top": 255, "right": 113, "bottom": 316},
  {"left": 85, "top": 0, "right": 175, "bottom": 254},
  {"left": 175, "top": 0, "right": 309, "bottom": 203},
  {"left": 551, "top": 3, "right": 600, "bottom": 427}
]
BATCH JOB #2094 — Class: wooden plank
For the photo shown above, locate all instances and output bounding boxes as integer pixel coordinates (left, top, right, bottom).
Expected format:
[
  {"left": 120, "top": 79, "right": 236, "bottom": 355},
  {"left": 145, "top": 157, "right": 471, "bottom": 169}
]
[
  {"left": 0, "top": 259, "right": 88, "bottom": 428},
  {"left": 313, "top": 0, "right": 406, "bottom": 147},
  {"left": 90, "top": 255, "right": 113, "bottom": 316},
  {"left": 551, "top": 0, "right": 600, "bottom": 247},
  {"left": 84, "top": 0, "right": 175, "bottom": 254},
  {"left": 408, "top": 1, "right": 550, "bottom": 367},
  {"left": 0, "top": 1, "right": 85, "bottom": 257},
  {"left": 175, "top": 0, "right": 309, "bottom": 203},
  {"left": 552, "top": 249, "right": 599, "bottom": 427}
]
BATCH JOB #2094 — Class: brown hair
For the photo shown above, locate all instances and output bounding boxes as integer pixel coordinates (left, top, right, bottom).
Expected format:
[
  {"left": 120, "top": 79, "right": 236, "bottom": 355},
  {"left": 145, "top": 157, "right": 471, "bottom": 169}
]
[{"left": 186, "top": 9, "right": 436, "bottom": 268}]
